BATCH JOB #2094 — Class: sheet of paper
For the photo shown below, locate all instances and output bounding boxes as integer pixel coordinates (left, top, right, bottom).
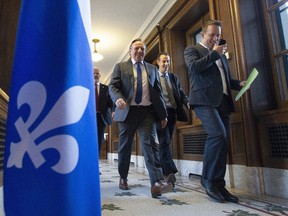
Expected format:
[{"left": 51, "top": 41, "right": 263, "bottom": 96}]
[{"left": 235, "top": 68, "right": 259, "bottom": 101}]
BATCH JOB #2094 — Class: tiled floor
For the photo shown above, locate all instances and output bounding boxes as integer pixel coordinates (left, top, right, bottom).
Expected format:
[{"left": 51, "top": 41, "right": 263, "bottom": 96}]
[
  {"left": 1, "top": 160, "right": 287, "bottom": 216},
  {"left": 100, "top": 160, "right": 288, "bottom": 216}
]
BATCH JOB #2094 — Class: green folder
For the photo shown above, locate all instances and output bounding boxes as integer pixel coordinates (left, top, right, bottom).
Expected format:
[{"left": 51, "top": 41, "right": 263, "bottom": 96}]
[{"left": 235, "top": 68, "right": 259, "bottom": 101}]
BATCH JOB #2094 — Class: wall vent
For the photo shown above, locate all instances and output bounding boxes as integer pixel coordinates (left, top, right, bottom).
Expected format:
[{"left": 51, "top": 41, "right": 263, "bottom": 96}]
[
  {"left": 183, "top": 133, "right": 207, "bottom": 154},
  {"left": 267, "top": 124, "right": 288, "bottom": 159}
]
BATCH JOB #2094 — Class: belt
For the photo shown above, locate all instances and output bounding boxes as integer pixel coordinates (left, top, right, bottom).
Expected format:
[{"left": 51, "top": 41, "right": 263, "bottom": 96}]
[
  {"left": 167, "top": 107, "right": 176, "bottom": 111},
  {"left": 130, "top": 105, "right": 152, "bottom": 108}
]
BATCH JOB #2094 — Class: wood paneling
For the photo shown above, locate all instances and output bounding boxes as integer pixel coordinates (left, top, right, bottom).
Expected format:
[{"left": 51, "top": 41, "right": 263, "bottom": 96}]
[
  {"left": 0, "top": 0, "right": 21, "bottom": 94},
  {"left": 0, "top": 88, "right": 9, "bottom": 186},
  {"left": 257, "top": 108, "right": 288, "bottom": 169},
  {"left": 106, "top": 0, "right": 288, "bottom": 172}
]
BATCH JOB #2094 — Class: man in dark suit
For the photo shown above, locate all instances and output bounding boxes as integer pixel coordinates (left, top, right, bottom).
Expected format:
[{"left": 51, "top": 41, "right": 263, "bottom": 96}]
[
  {"left": 109, "top": 38, "right": 173, "bottom": 198},
  {"left": 184, "top": 20, "right": 246, "bottom": 203},
  {"left": 94, "top": 67, "right": 114, "bottom": 156},
  {"left": 156, "top": 52, "right": 189, "bottom": 185}
]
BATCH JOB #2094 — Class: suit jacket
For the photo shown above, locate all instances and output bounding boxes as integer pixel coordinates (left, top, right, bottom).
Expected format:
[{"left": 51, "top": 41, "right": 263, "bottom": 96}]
[
  {"left": 97, "top": 83, "right": 114, "bottom": 125},
  {"left": 109, "top": 60, "right": 167, "bottom": 122},
  {"left": 158, "top": 72, "right": 189, "bottom": 122},
  {"left": 184, "top": 43, "right": 242, "bottom": 112}
]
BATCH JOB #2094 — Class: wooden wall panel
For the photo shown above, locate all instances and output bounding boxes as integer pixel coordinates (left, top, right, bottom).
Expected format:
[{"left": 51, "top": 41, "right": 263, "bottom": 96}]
[
  {"left": 0, "top": 0, "right": 21, "bottom": 94},
  {"left": 238, "top": 0, "right": 275, "bottom": 112},
  {"left": 212, "top": 0, "right": 266, "bottom": 166},
  {"left": 257, "top": 108, "right": 288, "bottom": 169},
  {"left": 0, "top": 89, "right": 8, "bottom": 186},
  {"left": 105, "top": 0, "right": 288, "bottom": 172},
  {"left": 229, "top": 120, "right": 246, "bottom": 165}
]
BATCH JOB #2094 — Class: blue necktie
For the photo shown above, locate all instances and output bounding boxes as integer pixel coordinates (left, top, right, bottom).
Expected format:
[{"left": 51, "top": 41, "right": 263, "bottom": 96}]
[{"left": 135, "top": 62, "right": 142, "bottom": 104}]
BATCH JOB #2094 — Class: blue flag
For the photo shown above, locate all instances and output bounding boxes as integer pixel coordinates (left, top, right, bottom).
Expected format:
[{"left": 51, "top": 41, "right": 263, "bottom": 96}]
[{"left": 3, "top": 0, "right": 101, "bottom": 215}]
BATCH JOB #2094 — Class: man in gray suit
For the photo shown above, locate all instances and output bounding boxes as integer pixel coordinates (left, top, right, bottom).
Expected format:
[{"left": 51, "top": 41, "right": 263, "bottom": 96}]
[
  {"left": 184, "top": 20, "right": 246, "bottom": 203},
  {"left": 109, "top": 38, "right": 173, "bottom": 198},
  {"left": 156, "top": 52, "right": 189, "bottom": 186}
]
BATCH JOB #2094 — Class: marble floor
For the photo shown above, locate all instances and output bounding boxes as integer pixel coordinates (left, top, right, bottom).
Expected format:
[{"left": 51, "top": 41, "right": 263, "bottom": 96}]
[
  {"left": 99, "top": 160, "right": 288, "bottom": 216},
  {"left": 1, "top": 160, "right": 288, "bottom": 216}
]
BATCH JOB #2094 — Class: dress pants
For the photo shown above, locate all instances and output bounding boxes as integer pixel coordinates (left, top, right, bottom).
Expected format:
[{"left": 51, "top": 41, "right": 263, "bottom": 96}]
[
  {"left": 194, "top": 95, "right": 231, "bottom": 188},
  {"left": 118, "top": 106, "right": 163, "bottom": 186},
  {"left": 157, "top": 108, "right": 178, "bottom": 176},
  {"left": 97, "top": 113, "right": 106, "bottom": 154}
]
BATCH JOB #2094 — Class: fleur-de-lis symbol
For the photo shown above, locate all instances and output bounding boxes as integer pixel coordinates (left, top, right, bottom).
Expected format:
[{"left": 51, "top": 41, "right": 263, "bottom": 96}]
[{"left": 7, "top": 81, "right": 90, "bottom": 174}]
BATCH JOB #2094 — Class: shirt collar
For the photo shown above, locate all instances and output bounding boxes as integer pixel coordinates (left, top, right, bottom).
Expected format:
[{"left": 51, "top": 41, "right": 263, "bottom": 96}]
[
  {"left": 158, "top": 71, "right": 168, "bottom": 78},
  {"left": 131, "top": 59, "right": 144, "bottom": 65},
  {"left": 199, "top": 42, "right": 210, "bottom": 50}
]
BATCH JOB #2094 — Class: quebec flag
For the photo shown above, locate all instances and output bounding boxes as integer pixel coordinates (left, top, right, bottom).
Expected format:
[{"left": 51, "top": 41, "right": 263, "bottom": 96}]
[{"left": 3, "top": 0, "right": 101, "bottom": 215}]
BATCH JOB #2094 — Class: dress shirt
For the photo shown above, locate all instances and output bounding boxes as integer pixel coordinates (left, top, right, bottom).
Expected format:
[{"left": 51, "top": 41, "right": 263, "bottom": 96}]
[
  {"left": 159, "top": 71, "right": 176, "bottom": 109},
  {"left": 215, "top": 59, "right": 228, "bottom": 95},
  {"left": 130, "top": 59, "right": 151, "bottom": 106}
]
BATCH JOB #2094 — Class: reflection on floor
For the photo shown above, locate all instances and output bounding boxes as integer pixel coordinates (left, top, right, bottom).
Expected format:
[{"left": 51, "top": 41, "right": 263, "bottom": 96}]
[{"left": 100, "top": 160, "right": 288, "bottom": 216}]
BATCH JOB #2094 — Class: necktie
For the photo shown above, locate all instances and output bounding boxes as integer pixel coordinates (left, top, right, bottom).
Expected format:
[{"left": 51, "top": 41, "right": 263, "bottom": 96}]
[
  {"left": 216, "top": 59, "right": 228, "bottom": 95},
  {"left": 135, "top": 62, "right": 142, "bottom": 104},
  {"left": 162, "top": 74, "right": 176, "bottom": 109},
  {"left": 96, "top": 84, "right": 99, "bottom": 111}
]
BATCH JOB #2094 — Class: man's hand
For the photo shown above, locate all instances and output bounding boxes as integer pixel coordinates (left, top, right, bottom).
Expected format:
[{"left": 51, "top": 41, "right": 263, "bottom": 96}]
[
  {"left": 160, "top": 118, "right": 168, "bottom": 128},
  {"left": 240, "top": 81, "right": 246, "bottom": 87},
  {"left": 115, "top": 98, "right": 126, "bottom": 110},
  {"left": 213, "top": 44, "right": 227, "bottom": 55}
]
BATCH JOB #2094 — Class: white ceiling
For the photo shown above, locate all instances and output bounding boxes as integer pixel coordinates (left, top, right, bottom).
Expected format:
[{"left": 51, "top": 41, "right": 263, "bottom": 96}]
[{"left": 90, "top": 0, "right": 177, "bottom": 84}]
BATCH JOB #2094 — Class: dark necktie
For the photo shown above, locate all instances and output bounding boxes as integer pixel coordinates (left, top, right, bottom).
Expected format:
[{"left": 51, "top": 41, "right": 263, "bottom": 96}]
[
  {"left": 96, "top": 84, "right": 99, "bottom": 111},
  {"left": 162, "top": 74, "right": 176, "bottom": 108},
  {"left": 135, "top": 62, "right": 142, "bottom": 104}
]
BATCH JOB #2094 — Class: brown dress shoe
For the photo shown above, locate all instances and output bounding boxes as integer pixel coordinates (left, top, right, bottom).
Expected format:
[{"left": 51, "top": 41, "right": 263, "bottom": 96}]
[
  {"left": 151, "top": 181, "right": 173, "bottom": 198},
  {"left": 119, "top": 178, "right": 129, "bottom": 190}
]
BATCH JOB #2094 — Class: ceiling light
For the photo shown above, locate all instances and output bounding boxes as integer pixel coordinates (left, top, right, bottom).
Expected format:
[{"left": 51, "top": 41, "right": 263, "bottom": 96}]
[{"left": 92, "top": 38, "right": 103, "bottom": 62}]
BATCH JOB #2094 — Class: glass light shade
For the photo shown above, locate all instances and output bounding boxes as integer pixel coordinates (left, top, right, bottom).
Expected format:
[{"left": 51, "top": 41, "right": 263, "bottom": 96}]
[{"left": 92, "top": 52, "right": 103, "bottom": 62}]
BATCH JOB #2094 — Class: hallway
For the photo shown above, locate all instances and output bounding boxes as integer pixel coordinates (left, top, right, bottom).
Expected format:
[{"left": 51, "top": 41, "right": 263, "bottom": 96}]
[{"left": 100, "top": 160, "right": 288, "bottom": 216}]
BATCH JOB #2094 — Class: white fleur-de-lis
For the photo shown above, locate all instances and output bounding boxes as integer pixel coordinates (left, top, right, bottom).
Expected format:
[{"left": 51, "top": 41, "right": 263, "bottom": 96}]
[{"left": 7, "top": 81, "right": 90, "bottom": 174}]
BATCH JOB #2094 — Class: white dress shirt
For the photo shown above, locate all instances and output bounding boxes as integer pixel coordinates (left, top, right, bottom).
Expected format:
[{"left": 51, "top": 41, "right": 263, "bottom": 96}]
[{"left": 130, "top": 59, "right": 151, "bottom": 106}]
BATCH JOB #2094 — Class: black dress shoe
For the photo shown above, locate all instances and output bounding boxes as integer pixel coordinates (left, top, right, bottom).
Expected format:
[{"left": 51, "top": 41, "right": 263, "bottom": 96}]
[
  {"left": 200, "top": 179, "right": 205, "bottom": 188},
  {"left": 164, "top": 173, "right": 176, "bottom": 187},
  {"left": 218, "top": 186, "right": 239, "bottom": 203},
  {"left": 205, "top": 186, "right": 225, "bottom": 203}
]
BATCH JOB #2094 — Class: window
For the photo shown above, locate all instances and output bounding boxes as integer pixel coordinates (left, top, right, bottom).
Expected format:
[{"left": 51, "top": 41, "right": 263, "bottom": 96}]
[
  {"left": 193, "top": 29, "right": 202, "bottom": 45},
  {"left": 185, "top": 16, "right": 209, "bottom": 46},
  {"left": 266, "top": 0, "right": 288, "bottom": 101}
]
